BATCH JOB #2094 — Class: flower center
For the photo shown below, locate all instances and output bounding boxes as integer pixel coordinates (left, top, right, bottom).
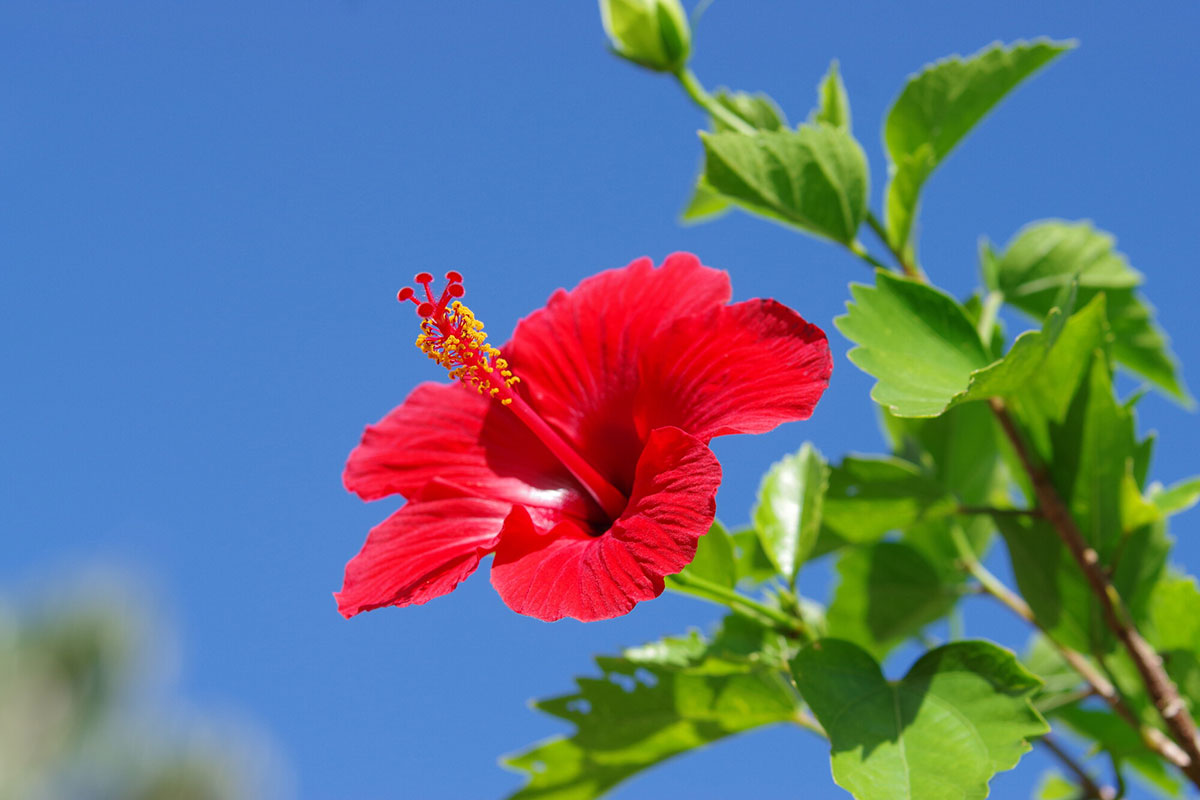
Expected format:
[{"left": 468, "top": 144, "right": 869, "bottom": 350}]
[{"left": 398, "top": 272, "right": 628, "bottom": 521}]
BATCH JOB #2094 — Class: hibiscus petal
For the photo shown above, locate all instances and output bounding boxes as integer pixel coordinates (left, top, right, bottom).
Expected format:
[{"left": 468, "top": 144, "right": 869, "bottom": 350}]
[
  {"left": 489, "top": 427, "right": 720, "bottom": 622},
  {"left": 342, "top": 381, "right": 592, "bottom": 517},
  {"left": 637, "top": 298, "right": 832, "bottom": 441},
  {"left": 336, "top": 484, "right": 519, "bottom": 618},
  {"left": 502, "top": 253, "right": 731, "bottom": 490}
]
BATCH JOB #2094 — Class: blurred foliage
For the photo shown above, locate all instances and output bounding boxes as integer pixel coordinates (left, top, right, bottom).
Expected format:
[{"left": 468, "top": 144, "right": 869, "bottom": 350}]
[{"left": 0, "top": 587, "right": 281, "bottom": 800}]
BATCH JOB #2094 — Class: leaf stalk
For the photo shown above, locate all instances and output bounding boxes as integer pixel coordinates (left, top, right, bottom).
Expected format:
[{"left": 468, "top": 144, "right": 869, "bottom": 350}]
[{"left": 667, "top": 572, "right": 808, "bottom": 637}]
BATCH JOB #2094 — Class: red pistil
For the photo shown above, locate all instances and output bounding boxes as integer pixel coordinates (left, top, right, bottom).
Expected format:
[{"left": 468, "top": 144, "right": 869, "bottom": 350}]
[{"left": 397, "top": 272, "right": 627, "bottom": 520}]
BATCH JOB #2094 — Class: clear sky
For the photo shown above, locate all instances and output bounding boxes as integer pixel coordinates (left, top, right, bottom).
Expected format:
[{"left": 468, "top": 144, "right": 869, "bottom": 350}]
[{"left": 3, "top": 2, "right": 1199, "bottom": 798}]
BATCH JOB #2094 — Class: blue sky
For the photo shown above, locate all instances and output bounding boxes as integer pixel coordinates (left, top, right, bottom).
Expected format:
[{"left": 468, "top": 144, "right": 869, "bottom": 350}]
[{"left": 3, "top": 2, "right": 1199, "bottom": 798}]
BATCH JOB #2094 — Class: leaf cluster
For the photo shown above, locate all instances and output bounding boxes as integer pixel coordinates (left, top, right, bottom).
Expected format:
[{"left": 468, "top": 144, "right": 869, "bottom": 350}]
[{"left": 507, "top": 23, "right": 1200, "bottom": 800}]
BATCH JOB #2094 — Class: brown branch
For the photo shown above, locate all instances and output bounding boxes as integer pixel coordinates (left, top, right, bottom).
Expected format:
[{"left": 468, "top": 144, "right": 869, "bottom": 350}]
[
  {"left": 954, "top": 525, "right": 1191, "bottom": 770},
  {"left": 989, "top": 397, "right": 1200, "bottom": 786},
  {"left": 1039, "top": 734, "right": 1114, "bottom": 800}
]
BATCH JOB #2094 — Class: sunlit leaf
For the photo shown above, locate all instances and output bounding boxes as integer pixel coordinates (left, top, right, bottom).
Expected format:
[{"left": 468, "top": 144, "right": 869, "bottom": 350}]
[
  {"left": 837, "top": 272, "right": 990, "bottom": 416},
  {"left": 680, "top": 175, "right": 730, "bottom": 223},
  {"left": 700, "top": 123, "right": 868, "bottom": 244},
  {"left": 884, "top": 39, "right": 1073, "bottom": 256},
  {"left": 812, "top": 60, "right": 851, "bottom": 131},
  {"left": 504, "top": 624, "right": 798, "bottom": 799},
  {"left": 792, "top": 639, "right": 1048, "bottom": 800},
  {"left": 713, "top": 89, "right": 786, "bottom": 132},
  {"left": 1148, "top": 574, "right": 1200, "bottom": 653},
  {"left": 838, "top": 272, "right": 1102, "bottom": 418},
  {"left": 986, "top": 219, "right": 1190, "bottom": 403},
  {"left": 752, "top": 443, "right": 829, "bottom": 583},
  {"left": 666, "top": 521, "right": 737, "bottom": 602},
  {"left": 731, "top": 528, "right": 777, "bottom": 586}
]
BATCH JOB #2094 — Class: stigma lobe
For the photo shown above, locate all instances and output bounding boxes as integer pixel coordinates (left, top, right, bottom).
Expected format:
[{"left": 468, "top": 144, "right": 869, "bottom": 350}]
[{"left": 397, "top": 271, "right": 519, "bottom": 403}]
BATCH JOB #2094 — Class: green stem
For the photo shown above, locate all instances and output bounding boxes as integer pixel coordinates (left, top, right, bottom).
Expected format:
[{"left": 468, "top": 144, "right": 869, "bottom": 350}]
[
  {"left": 947, "top": 608, "right": 964, "bottom": 641},
  {"left": 668, "top": 572, "right": 807, "bottom": 636},
  {"left": 976, "top": 290, "right": 1004, "bottom": 349},
  {"left": 673, "top": 67, "right": 755, "bottom": 134},
  {"left": 848, "top": 240, "right": 889, "bottom": 271},
  {"left": 865, "top": 210, "right": 918, "bottom": 278}
]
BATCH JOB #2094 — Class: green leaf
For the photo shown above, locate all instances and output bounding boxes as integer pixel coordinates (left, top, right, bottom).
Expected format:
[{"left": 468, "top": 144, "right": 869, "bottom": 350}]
[
  {"left": 987, "top": 219, "right": 1142, "bottom": 296},
  {"left": 680, "top": 91, "right": 785, "bottom": 223},
  {"left": 883, "top": 39, "right": 1073, "bottom": 255},
  {"left": 883, "top": 403, "right": 1010, "bottom": 577},
  {"left": 1148, "top": 574, "right": 1200, "bottom": 653},
  {"left": 1047, "top": 355, "right": 1143, "bottom": 557},
  {"left": 665, "top": 521, "right": 737, "bottom": 601},
  {"left": 752, "top": 444, "right": 829, "bottom": 583},
  {"left": 706, "top": 613, "right": 792, "bottom": 671},
  {"left": 700, "top": 123, "right": 869, "bottom": 244},
  {"left": 999, "top": 514, "right": 1169, "bottom": 654},
  {"left": 839, "top": 272, "right": 1107, "bottom": 418},
  {"left": 731, "top": 528, "right": 777, "bottom": 585},
  {"left": 713, "top": 89, "right": 787, "bottom": 132},
  {"left": 1105, "top": 288, "right": 1190, "bottom": 403},
  {"left": 820, "top": 455, "right": 957, "bottom": 545},
  {"left": 621, "top": 630, "right": 709, "bottom": 669},
  {"left": 1001, "top": 361, "right": 1171, "bottom": 652},
  {"left": 884, "top": 401, "right": 1007, "bottom": 506},
  {"left": 680, "top": 175, "right": 730, "bottom": 223},
  {"left": 792, "top": 639, "right": 1048, "bottom": 800},
  {"left": 1022, "top": 635, "right": 1086, "bottom": 712},
  {"left": 1006, "top": 293, "right": 1108, "bottom": 438},
  {"left": 1034, "top": 772, "right": 1079, "bottom": 800},
  {"left": 504, "top": 625, "right": 798, "bottom": 800},
  {"left": 825, "top": 541, "right": 959, "bottom": 659},
  {"left": 837, "top": 272, "right": 990, "bottom": 416},
  {"left": 812, "top": 59, "right": 851, "bottom": 131},
  {"left": 987, "top": 219, "right": 1190, "bottom": 403},
  {"left": 1164, "top": 650, "right": 1200, "bottom": 721}
]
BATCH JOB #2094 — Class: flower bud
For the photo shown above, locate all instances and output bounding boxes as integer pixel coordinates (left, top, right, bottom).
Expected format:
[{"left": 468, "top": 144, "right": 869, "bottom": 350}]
[{"left": 599, "top": 0, "right": 691, "bottom": 73}]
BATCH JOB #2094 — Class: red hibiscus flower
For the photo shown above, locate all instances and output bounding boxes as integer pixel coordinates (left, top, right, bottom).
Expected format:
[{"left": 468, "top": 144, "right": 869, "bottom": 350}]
[{"left": 337, "top": 253, "right": 832, "bottom": 622}]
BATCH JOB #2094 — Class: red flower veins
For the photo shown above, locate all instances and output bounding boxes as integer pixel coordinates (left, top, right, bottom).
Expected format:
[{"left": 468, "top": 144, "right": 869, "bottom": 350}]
[{"left": 337, "top": 253, "right": 832, "bottom": 622}]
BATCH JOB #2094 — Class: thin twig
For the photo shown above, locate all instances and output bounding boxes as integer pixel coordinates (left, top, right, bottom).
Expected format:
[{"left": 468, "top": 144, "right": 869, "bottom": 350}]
[
  {"left": 673, "top": 67, "right": 755, "bottom": 134},
  {"left": 848, "top": 241, "right": 890, "bottom": 271},
  {"left": 1039, "top": 734, "right": 1114, "bottom": 800},
  {"left": 864, "top": 210, "right": 918, "bottom": 278},
  {"left": 951, "top": 526, "right": 1192, "bottom": 772},
  {"left": 989, "top": 396, "right": 1200, "bottom": 787}
]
